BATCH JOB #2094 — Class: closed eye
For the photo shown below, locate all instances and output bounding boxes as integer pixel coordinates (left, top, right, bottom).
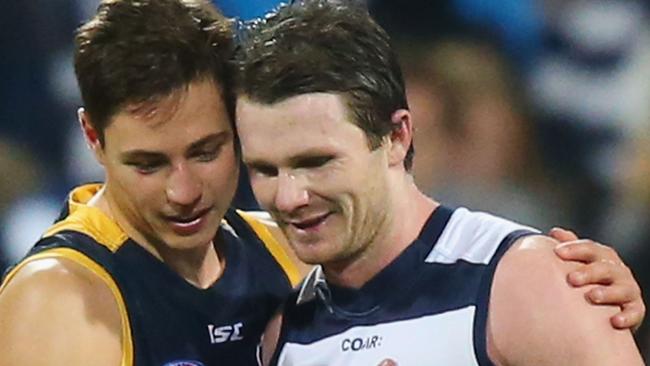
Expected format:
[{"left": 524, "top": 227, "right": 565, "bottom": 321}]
[
  {"left": 248, "top": 163, "right": 278, "bottom": 177},
  {"left": 294, "top": 155, "right": 333, "bottom": 169}
]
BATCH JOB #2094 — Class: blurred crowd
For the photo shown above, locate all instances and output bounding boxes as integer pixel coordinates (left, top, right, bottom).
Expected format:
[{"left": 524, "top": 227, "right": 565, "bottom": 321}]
[{"left": 1, "top": 0, "right": 649, "bottom": 356}]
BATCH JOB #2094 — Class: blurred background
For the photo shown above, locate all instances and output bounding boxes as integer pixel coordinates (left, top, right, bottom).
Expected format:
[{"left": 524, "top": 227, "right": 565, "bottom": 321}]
[{"left": 1, "top": 0, "right": 648, "bottom": 355}]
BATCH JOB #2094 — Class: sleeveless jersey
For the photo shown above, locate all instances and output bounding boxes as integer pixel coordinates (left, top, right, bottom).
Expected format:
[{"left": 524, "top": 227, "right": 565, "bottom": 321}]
[
  {"left": 271, "top": 205, "right": 539, "bottom": 366},
  {"left": 1, "top": 184, "right": 302, "bottom": 366}
]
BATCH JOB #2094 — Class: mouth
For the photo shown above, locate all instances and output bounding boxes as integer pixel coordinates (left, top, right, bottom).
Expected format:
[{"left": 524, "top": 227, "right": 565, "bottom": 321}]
[
  {"left": 165, "top": 207, "right": 212, "bottom": 235},
  {"left": 287, "top": 212, "right": 332, "bottom": 232}
]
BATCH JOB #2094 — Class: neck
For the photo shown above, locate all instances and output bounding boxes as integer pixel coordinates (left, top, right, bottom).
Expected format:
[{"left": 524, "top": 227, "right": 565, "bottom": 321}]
[
  {"left": 323, "top": 177, "right": 438, "bottom": 289},
  {"left": 90, "top": 186, "right": 223, "bottom": 289},
  {"left": 155, "top": 242, "right": 224, "bottom": 289}
]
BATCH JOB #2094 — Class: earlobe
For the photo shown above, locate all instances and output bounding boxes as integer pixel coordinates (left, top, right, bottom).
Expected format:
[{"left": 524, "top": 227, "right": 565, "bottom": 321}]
[
  {"left": 78, "top": 108, "right": 105, "bottom": 165},
  {"left": 387, "top": 109, "right": 413, "bottom": 167}
]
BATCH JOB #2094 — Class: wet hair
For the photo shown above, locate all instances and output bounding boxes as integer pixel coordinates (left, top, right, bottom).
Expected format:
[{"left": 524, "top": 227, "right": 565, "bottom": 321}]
[
  {"left": 235, "top": 0, "right": 413, "bottom": 170},
  {"left": 74, "top": 0, "right": 235, "bottom": 143}
]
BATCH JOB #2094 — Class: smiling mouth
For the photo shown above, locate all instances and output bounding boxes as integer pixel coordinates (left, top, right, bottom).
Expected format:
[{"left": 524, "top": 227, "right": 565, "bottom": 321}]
[{"left": 289, "top": 212, "right": 331, "bottom": 231}]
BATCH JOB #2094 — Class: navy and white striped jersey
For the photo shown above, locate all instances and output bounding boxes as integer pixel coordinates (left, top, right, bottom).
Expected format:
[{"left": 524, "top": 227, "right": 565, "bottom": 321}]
[{"left": 270, "top": 205, "right": 539, "bottom": 366}]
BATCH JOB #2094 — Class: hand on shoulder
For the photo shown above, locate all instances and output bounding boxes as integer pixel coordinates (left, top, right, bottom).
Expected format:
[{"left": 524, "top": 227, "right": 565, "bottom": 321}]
[{"left": 487, "top": 235, "right": 643, "bottom": 366}]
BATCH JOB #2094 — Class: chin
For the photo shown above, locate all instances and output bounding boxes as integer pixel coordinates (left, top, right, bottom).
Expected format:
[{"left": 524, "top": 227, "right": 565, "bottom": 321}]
[
  {"left": 293, "top": 244, "right": 339, "bottom": 266},
  {"left": 166, "top": 231, "right": 216, "bottom": 251}
]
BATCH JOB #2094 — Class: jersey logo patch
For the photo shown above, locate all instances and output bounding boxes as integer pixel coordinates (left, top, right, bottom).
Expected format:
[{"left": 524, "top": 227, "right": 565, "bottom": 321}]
[
  {"left": 163, "top": 361, "right": 205, "bottom": 366},
  {"left": 207, "top": 322, "right": 244, "bottom": 344}
]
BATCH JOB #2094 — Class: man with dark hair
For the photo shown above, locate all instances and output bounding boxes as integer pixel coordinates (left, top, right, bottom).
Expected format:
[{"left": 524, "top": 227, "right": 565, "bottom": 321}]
[
  {"left": 235, "top": 1, "right": 645, "bottom": 365},
  {"left": 0, "top": 0, "right": 644, "bottom": 365},
  {"left": 0, "top": 1, "right": 308, "bottom": 365}
]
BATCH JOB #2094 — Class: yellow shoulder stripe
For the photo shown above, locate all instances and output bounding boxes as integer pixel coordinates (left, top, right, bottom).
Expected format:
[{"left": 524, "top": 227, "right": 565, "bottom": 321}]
[
  {"left": 1, "top": 248, "right": 133, "bottom": 366},
  {"left": 236, "top": 210, "right": 302, "bottom": 287},
  {"left": 42, "top": 206, "right": 127, "bottom": 253}
]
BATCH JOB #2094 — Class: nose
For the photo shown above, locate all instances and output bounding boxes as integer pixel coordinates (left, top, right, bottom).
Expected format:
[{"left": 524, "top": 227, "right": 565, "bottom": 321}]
[
  {"left": 274, "top": 171, "right": 309, "bottom": 213},
  {"left": 166, "top": 162, "right": 202, "bottom": 208}
]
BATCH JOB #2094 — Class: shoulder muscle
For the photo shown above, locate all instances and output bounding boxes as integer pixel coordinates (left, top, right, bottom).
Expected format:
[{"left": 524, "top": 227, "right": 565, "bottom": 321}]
[
  {"left": 488, "top": 235, "right": 643, "bottom": 365},
  {"left": 0, "top": 256, "right": 123, "bottom": 366}
]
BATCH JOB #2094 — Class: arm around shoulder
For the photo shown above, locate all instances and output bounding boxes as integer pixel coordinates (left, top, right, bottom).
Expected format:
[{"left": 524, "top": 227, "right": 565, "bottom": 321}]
[
  {"left": 0, "top": 257, "right": 124, "bottom": 366},
  {"left": 487, "top": 235, "right": 644, "bottom": 366}
]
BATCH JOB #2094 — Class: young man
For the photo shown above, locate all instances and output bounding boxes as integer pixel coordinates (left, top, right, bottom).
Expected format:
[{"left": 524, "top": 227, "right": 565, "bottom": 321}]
[
  {"left": 0, "top": 1, "right": 308, "bottom": 365},
  {"left": 234, "top": 1, "right": 646, "bottom": 365},
  {"left": 0, "top": 1, "right": 642, "bottom": 365}
]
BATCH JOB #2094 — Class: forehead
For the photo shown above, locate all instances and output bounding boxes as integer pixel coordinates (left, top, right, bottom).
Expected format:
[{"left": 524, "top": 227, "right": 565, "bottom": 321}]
[
  {"left": 105, "top": 79, "right": 231, "bottom": 150},
  {"left": 236, "top": 93, "right": 369, "bottom": 159}
]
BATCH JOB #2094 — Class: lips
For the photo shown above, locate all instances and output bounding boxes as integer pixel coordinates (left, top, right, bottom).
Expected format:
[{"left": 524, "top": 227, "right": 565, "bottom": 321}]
[
  {"left": 288, "top": 212, "right": 331, "bottom": 232},
  {"left": 165, "top": 207, "right": 211, "bottom": 236}
]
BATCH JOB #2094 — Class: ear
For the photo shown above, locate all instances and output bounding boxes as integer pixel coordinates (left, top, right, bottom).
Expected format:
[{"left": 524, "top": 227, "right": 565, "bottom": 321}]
[
  {"left": 386, "top": 109, "right": 413, "bottom": 168},
  {"left": 78, "top": 107, "right": 105, "bottom": 165}
]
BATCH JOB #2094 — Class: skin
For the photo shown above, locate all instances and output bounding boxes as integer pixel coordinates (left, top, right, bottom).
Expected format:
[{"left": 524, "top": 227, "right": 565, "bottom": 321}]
[
  {"left": 238, "top": 93, "right": 434, "bottom": 288},
  {"left": 0, "top": 258, "right": 122, "bottom": 366},
  {"left": 488, "top": 235, "right": 644, "bottom": 365},
  {"left": 236, "top": 92, "right": 644, "bottom": 365}
]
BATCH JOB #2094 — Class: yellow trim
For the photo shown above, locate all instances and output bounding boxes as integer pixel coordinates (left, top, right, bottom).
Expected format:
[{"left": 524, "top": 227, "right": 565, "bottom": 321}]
[
  {"left": 0, "top": 248, "right": 133, "bottom": 366},
  {"left": 42, "top": 184, "right": 128, "bottom": 252},
  {"left": 236, "top": 210, "right": 302, "bottom": 286}
]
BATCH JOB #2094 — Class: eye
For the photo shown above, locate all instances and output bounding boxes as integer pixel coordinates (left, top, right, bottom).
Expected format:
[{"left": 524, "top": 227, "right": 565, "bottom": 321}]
[
  {"left": 248, "top": 164, "right": 278, "bottom": 177},
  {"left": 127, "top": 160, "right": 165, "bottom": 175},
  {"left": 297, "top": 155, "right": 333, "bottom": 169},
  {"left": 193, "top": 147, "right": 220, "bottom": 162}
]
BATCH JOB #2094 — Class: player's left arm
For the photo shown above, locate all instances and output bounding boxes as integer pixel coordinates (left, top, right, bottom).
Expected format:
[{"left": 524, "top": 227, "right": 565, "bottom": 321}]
[{"left": 548, "top": 228, "right": 645, "bottom": 330}]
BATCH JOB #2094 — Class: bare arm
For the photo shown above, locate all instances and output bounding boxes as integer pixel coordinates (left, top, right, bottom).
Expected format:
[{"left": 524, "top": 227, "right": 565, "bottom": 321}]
[
  {"left": 488, "top": 235, "right": 644, "bottom": 365},
  {"left": 0, "top": 257, "right": 123, "bottom": 366}
]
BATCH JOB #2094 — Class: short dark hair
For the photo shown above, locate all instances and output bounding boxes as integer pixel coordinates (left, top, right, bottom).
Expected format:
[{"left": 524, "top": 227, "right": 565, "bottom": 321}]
[
  {"left": 74, "top": 0, "right": 235, "bottom": 143},
  {"left": 235, "top": 0, "right": 414, "bottom": 170}
]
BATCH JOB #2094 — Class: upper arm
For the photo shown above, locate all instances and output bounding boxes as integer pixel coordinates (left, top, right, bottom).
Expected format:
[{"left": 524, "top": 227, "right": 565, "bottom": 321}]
[
  {"left": 0, "top": 257, "right": 124, "bottom": 366},
  {"left": 260, "top": 311, "right": 284, "bottom": 366},
  {"left": 487, "top": 235, "right": 644, "bottom": 366}
]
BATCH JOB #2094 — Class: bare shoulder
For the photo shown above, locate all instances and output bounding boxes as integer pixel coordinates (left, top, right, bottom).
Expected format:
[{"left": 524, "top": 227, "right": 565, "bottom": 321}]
[
  {"left": 0, "top": 256, "right": 123, "bottom": 365},
  {"left": 487, "top": 235, "right": 643, "bottom": 365}
]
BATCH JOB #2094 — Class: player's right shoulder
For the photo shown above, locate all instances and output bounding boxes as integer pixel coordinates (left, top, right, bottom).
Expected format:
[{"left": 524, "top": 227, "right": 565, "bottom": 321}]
[
  {"left": 235, "top": 210, "right": 313, "bottom": 286},
  {"left": 0, "top": 255, "right": 125, "bottom": 366}
]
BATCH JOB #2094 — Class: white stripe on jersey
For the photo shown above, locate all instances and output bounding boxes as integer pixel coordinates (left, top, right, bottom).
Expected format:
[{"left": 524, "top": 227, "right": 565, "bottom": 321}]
[{"left": 425, "top": 207, "right": 539, "bottom": 265}]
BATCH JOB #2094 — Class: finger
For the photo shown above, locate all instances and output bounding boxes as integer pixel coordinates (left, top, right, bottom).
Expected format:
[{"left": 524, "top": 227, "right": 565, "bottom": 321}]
[
  {"left": 611, "top": 301, "right": 646, "bottom": 331},
  {"left": 548, "top": 227, "right": 579, "bottom": 242},
  {"left": 554, "top": 241, "right": 620, "bottom": 264},
  {"left": 567, "top": 260, "right": 628, "bottom": 286},
  {"left": 586, "top": 284, "right": 636, "bottom": 305}
]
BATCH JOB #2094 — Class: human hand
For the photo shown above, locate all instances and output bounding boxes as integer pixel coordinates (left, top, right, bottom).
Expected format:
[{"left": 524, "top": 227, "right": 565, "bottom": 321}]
[{"left": 550, "top": 227, "right": 645, "bottom": 331}]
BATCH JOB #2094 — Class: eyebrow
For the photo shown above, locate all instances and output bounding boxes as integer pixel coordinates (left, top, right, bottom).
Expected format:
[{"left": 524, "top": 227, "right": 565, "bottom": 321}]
[
  {"left": 120, "top": 131, "right": 232, "bottom": 161},
  {"left": 187, "top": 131, "right": 231, "bottom": 151}
]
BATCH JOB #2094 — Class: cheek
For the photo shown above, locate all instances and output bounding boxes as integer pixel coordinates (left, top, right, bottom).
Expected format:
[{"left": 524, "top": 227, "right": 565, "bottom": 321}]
[{"left": 204, "top": 150, "right": 239, "bottom": 193}]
